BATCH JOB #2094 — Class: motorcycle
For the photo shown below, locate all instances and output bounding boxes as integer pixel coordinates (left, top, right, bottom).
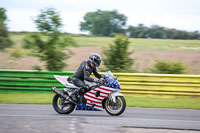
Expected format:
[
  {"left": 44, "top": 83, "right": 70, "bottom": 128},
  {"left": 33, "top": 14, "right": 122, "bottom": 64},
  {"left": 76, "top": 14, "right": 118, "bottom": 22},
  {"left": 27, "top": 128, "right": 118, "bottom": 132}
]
[{"left": 52, "top": 71, "right": 126, "bottom": 116}]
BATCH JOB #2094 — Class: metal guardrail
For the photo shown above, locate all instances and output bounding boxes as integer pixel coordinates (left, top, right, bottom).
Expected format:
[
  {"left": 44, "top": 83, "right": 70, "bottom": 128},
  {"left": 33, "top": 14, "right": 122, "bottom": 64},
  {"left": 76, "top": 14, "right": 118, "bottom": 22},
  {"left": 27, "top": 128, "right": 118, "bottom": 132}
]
[
  {"left": 112, "top": 73, "right": 200, "bottom": 97},
  {"left": 0, "top": 69, "right": 200, "bottom": 98}
]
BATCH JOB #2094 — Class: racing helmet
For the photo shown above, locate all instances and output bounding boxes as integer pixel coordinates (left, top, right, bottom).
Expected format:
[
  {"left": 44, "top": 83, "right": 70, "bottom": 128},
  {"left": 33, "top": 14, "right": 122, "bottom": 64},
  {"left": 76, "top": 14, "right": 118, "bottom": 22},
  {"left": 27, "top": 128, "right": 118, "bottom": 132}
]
[{"left": 89, "top": 53, "right": 101, "bottom": 67}]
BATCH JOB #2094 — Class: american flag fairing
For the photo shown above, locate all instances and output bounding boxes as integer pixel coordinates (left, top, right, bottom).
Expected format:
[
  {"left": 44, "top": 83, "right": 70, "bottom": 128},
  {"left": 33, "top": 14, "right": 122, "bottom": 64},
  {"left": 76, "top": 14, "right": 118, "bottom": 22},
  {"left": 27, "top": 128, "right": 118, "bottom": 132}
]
[{"left": 84, "top": 86, "right": 116, "bottom": 110}]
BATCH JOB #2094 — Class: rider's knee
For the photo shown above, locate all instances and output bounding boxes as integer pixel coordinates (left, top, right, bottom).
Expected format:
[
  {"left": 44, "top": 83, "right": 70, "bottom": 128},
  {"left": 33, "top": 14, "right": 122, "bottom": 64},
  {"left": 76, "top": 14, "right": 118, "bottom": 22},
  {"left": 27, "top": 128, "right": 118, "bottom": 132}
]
[{"left": 79, "top": 86, "right": 89, "bottom": 94}]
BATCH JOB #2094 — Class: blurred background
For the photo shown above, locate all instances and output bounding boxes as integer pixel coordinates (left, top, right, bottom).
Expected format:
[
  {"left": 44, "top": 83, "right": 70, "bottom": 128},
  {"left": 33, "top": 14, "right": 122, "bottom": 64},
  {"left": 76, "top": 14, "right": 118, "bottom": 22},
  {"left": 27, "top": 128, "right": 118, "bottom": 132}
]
[
  {"left": 0, "top": 0, "right": 200, "bottom": 74},
  {"left": 0, "top": 0, "right": 200, "bottom": 111}
]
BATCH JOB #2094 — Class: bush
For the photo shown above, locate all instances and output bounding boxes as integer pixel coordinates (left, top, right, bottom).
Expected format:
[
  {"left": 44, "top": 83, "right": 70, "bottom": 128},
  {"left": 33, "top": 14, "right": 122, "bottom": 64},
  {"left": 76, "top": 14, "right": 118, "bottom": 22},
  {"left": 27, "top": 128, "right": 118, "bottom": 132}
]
[
  {"left": 32, "top": 65, "right": 42, "bottom": 71},
  {"left": 103, "top": 35, "right": 136, "bottom": 72},
  {"left": 8, "top": 48, "right": 25, "bottom": 58},
  {"left": 147, "top": 60, "right": 187, "bottom": 74}
]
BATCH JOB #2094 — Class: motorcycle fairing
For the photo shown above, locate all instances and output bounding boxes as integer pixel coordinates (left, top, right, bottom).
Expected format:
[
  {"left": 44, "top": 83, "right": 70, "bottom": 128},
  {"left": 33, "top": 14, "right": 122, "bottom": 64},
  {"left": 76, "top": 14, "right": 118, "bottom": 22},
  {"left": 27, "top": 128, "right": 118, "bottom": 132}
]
[
  {"left": 84, "top": 86, "right": 116, "bottom": 110},
  {"left": 54, "top": 75, "right": 78, "bottom": 89}
]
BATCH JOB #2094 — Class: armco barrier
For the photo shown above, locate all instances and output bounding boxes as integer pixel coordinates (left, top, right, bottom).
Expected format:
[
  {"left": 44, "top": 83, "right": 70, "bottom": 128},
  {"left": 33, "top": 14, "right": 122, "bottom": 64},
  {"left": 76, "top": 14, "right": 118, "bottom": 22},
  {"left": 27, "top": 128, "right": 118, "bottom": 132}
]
[
  {"left": 0, "top": 69, "right": 200, "bottom": 98},
  {"left": 116, "top": 73, "right": 200, "bottom": 97},
  {"left": 0, "top": 70, "right": 74, "bottom": 93}
]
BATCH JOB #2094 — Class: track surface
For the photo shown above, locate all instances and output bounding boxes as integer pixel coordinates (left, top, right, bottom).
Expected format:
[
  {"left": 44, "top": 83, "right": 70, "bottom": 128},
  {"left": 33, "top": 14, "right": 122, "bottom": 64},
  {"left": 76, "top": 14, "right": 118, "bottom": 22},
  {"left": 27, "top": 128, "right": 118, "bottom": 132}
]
[{"left": 0, "top": 104, "right": 200, "bottom": 133}]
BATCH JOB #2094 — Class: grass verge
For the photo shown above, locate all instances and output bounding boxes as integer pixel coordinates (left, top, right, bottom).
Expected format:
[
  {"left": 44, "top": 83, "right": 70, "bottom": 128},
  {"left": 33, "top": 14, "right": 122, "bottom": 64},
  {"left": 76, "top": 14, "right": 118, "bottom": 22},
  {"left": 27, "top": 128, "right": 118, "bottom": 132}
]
[
  {"left": 0, "top": 93, "right": 54, "bottom": 104},
  {"left": 125, "top": 96, "right": 200, "bottom": 109},
  {"left": 10, "top": 33, "right": 200, "bottom": 51},
  {"left": 0, "top": 93, "right": 200, "bottom": 109}
]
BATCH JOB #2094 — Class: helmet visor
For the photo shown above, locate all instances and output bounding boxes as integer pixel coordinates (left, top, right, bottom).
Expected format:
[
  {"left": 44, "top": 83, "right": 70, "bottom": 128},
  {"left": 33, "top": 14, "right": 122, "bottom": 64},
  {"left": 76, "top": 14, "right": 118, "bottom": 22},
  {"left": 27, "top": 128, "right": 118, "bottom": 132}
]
[{"left": 94, "top": 58, "right": 101, "bottom": 67}]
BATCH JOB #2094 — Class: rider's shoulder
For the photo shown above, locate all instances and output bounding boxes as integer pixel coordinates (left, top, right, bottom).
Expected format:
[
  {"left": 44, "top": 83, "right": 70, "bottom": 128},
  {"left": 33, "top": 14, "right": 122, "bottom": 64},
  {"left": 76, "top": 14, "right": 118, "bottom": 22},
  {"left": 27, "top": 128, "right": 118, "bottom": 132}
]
[
  {"left": 81, "top": 60, "right": 90, "bottom": 70},
  {"left": 80, "top": 60, "right": 88, "bottom": 64},
  {"left": 84, "top": 59, "right": 89, "bottom": 62}
]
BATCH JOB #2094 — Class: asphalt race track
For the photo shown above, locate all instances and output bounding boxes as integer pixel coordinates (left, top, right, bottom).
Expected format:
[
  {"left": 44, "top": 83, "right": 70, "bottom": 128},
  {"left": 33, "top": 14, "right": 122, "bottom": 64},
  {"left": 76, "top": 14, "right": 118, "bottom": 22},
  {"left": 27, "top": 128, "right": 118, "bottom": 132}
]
[{"left": 0, "top": 104, "right": 200, "bottom": 133}]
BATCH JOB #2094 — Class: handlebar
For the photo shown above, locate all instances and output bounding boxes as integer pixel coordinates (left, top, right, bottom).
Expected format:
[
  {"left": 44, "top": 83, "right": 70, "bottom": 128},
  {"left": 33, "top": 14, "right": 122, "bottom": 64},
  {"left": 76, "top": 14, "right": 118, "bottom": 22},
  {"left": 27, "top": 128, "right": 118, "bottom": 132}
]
[
  {"left": 89, "top": 78, "right": 109, "bottom": 90},
  {"left": 98, "top": 78, "right": 109, "bottom": 85}
]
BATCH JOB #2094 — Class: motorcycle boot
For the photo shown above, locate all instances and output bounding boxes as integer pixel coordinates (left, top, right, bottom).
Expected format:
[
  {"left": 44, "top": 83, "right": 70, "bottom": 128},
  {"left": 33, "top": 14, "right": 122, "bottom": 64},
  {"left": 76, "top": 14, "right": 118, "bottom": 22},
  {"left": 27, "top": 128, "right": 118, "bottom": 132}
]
[{"left": 69, "top": 89, "right": 79, "bottom": 104}]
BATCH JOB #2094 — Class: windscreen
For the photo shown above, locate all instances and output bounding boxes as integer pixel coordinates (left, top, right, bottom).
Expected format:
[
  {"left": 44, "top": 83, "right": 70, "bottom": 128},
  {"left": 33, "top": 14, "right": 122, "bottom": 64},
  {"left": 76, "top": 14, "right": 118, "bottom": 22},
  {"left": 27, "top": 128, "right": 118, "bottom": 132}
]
[{"left": 104, "top": 71, "right": 114, "bottom": 79}]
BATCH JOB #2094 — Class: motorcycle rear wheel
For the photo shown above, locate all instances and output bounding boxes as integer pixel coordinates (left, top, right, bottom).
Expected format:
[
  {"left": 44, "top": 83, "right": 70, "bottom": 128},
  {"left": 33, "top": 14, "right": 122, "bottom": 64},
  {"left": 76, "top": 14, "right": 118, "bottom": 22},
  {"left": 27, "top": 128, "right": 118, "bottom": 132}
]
[
  {"left": 52, "top": 94, "right": 76, "bottom": 114},
  {"left": 104, "top": 96, "right": 126, "bottom": 116}
]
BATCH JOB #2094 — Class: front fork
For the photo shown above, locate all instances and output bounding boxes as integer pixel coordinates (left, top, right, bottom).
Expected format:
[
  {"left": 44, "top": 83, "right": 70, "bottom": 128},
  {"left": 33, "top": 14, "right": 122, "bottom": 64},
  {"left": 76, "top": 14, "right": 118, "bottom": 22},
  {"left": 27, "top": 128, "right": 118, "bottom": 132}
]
[
  {"left": 102, "top": 91, "right": 124, "bottom": 109},
  {"left": 109, "top": 91, "right": 124, "bottom": 103}
]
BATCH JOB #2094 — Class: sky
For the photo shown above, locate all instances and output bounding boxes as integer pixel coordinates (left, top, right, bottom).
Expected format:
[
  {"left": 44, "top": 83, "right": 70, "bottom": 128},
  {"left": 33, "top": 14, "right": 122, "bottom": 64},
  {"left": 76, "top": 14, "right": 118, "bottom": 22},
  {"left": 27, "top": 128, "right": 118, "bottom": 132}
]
[{"left": 1, "top": 0, "right": 200, "bottom": 34}]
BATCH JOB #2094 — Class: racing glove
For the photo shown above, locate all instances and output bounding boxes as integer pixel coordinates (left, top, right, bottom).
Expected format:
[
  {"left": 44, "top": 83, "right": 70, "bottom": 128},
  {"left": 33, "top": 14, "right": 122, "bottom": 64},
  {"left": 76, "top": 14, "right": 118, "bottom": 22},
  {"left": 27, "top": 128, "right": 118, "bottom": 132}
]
[{"left": 94, "top": 78, "right": 104, "bottom": 83}]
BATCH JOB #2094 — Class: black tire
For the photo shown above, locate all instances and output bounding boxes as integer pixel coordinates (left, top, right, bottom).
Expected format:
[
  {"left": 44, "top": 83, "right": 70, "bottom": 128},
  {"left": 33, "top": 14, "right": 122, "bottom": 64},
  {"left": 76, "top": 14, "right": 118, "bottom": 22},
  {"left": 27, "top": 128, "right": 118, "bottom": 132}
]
[
  {"left": 104, "top": 96, "right": 126, "bottom": 116},
  {"left": 52, "top": 94, "right": 76, "bottom": 114}
]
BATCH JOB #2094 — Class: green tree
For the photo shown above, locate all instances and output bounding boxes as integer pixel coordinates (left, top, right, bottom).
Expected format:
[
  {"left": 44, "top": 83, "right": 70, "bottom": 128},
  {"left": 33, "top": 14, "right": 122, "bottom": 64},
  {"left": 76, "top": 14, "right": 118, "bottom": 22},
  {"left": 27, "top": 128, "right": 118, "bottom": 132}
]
[
  {"left": 23, "top": 8, "right": 76, "bottom": 71},
  {"left": 0, "top": 8, "right": 13, "bottom": 50},
  {"left": 103, "top": 35, "right": 135, "bottom": 72},
  {"left": 147, "top": 60, "right": 187, "bottom": 74},
  {"left": 80, "top": 10, "right": 127, "bottom": 36}
]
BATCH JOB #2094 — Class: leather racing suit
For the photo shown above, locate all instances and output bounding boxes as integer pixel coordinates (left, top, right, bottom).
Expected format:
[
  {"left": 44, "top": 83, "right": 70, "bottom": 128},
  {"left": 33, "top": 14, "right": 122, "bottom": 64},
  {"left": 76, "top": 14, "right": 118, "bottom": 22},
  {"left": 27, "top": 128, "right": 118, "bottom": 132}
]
[{"left": 72, "top": 59, "right": 102, "bottom": 95}]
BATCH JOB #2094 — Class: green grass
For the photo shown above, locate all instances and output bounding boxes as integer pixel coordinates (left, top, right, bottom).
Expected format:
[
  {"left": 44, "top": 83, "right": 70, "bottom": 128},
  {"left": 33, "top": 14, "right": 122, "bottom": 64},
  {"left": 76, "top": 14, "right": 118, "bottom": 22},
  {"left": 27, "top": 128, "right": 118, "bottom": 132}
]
[
  {"left": 0, "top": 93, "right": 54, "bottom": 104},
  {"left": 0, "top": 93, "right": 200, "bottom": 109},
  {"left": 125, "top": 96, "right": 200, "bottom": 109},
  {"left": 10, "top": 32, "right": 200, "bottom": 51},
  {"left": 73, "top": 36, "right": 200, "bottom": 51}
]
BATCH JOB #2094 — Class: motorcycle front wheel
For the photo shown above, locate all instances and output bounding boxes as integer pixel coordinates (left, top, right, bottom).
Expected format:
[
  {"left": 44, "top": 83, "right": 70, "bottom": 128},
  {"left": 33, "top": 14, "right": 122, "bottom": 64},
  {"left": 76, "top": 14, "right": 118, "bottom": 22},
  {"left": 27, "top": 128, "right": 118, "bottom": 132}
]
[
  {"left": 52, "top": 94, "right": 76, "bottom": 114},
  {"left": 104, "top": 96, "right": 126, "bottom": 116}
]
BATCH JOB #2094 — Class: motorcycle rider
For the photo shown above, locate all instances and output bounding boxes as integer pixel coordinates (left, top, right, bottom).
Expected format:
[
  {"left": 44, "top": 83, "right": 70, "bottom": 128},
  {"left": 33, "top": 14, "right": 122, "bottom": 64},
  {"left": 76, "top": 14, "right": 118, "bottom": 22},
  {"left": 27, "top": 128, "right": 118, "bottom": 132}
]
[{"left": 69, "top": 53, "right": 103, "bottom": 103}]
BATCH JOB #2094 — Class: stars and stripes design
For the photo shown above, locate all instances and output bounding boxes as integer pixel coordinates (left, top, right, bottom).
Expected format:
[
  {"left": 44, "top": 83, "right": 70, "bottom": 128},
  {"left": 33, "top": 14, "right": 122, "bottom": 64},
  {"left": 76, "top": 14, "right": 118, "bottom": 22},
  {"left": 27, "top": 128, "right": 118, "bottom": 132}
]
[{"left": 84, "top": 86, "right": 116, "bottom": 110}]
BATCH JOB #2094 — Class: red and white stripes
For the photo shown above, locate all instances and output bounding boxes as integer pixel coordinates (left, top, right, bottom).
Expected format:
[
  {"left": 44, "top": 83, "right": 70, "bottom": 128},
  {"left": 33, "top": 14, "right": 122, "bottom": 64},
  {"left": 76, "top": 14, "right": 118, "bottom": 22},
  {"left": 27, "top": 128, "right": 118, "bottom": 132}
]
[{"left": 84, "top": 86, "right": 115, "bottom": 110}]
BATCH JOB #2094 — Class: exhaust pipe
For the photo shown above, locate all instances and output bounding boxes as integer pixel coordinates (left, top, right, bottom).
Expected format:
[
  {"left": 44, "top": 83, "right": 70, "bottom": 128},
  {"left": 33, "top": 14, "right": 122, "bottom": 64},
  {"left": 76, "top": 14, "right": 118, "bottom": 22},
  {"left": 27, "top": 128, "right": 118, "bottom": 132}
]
[{"left": 52, "top": 87, "right": 69, "bottom": 99}]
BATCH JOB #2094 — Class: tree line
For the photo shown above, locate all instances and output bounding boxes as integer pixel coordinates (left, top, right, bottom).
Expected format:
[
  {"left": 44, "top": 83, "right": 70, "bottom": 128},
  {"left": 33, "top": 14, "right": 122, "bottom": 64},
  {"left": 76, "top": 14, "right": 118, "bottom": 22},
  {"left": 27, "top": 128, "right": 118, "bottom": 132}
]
[
  {"left": 127, "top": 24, "right": 200, "bottom": 39},
  {"left": 80, "top": 10, "right": 200, "bottom": 40}
]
